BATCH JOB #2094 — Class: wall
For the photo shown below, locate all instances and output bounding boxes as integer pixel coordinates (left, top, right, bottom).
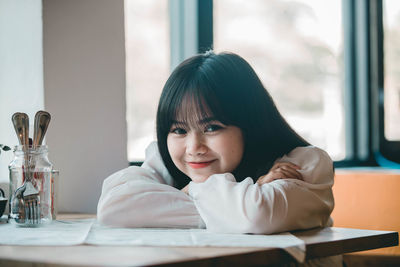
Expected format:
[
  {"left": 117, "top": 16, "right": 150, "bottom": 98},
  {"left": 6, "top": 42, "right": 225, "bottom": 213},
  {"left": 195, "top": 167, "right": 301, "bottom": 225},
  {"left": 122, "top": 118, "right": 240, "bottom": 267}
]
[
  {"left": 43, "top": 0, "right": 127, "bottom": 213},
  {"left": 0, "top": 0, "right": 44, "bottom": 203}
]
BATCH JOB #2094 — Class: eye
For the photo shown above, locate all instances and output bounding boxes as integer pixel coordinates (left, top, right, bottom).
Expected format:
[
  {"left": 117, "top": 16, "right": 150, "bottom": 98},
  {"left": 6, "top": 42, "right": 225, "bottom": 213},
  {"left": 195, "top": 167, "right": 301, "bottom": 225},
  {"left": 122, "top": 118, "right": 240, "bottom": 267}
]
[
  {"left": 205, "top": 124, "right": 223, "bottom": 133},
  {"left": 170, "top": 127, "right": 187, "bottom": 135}
]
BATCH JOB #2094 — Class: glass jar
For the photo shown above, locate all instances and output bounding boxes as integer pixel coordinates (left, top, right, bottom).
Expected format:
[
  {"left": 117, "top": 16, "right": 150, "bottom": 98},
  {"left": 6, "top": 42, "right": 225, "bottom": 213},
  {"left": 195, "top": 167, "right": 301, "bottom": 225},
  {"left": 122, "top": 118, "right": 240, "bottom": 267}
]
[
  {"left": 51, "top": 169, "right": 59, "bottom": 219},
  {"left": 8, "top": 145, "right": 53, "bottom": 226}
]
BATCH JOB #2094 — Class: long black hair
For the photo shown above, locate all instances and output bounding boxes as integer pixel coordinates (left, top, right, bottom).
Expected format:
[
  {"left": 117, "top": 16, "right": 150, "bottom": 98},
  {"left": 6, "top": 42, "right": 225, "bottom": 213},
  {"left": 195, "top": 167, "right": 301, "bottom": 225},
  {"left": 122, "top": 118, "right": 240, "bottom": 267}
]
[{"left": 156, "top": 51, "right": 310, "bottom": 189}]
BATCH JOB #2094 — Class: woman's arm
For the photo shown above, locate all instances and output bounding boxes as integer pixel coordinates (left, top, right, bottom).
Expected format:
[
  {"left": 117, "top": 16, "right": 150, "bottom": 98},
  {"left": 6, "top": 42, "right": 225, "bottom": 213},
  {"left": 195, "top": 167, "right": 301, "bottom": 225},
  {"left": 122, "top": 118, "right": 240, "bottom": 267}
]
[
  {"left": 187, "top": 146, "right": 334, "bottom": 234},
  {"left": 97, "top": 142, "right": 205, "bottom": 228}
]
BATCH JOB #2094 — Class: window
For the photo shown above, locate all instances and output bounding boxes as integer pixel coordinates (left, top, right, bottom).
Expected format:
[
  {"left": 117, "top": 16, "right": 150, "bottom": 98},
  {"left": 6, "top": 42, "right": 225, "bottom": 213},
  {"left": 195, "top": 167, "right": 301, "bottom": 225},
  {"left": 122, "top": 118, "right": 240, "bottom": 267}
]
[
  {"left": 214, "top": 0, "right": 345, "bottom": 161},
  {"left": 125, "top": 0, "right": 170, "bottom": 161},
  {"left": 379, "top": 0, "right": 400, "bottom": 164},
  {"left": 0, "top": 0, "right": 44, "bottom": 184},
  {"left": 383, "top": 0, "right": 400, "bottom": 141},
  {"left": 125, "top": 0, "right": 400, "bottom": 166}
]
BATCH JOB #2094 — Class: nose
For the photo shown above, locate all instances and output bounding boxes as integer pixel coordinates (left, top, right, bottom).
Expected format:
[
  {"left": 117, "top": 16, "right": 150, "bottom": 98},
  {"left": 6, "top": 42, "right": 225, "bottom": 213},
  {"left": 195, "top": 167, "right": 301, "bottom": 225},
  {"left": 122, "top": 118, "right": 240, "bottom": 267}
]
[{"left": 186, "top": 133, "right": 207, "bottom": 156}]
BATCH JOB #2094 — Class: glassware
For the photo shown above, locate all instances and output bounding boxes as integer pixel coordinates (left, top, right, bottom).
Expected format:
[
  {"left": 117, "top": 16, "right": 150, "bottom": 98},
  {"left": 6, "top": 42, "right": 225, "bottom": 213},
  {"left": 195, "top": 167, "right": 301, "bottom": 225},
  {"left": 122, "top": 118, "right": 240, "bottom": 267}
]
[
  {"left": 8, "top": 145, "right": 53, "bottom": 226},
  {"left": 51, "top": 169, "right": 59, "bottom": 220},
  {"left": 0, "top": 188, "right": 7, "bottom": 218}
]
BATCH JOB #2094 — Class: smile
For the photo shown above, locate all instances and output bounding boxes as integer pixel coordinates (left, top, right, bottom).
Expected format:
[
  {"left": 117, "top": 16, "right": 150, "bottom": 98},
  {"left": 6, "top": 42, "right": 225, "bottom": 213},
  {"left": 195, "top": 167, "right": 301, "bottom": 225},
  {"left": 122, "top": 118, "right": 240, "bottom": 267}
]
[{"left": 187, "top": 160, "right": 215, "bottom": 169}]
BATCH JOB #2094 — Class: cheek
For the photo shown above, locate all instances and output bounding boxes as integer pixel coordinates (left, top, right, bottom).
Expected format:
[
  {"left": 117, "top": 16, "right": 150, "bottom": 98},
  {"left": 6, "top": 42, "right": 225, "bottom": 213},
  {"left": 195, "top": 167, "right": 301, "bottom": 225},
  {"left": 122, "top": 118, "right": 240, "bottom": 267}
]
[
  {"left": 167, "top": 135, "right": 176, "bottom": 159},
  {"left": 167, "top": 135, "right": 183, "bottom": 163},
  {"left": 228, "top": 140, "right": 244, "bottom": 164},
  {"left": 216, "top": 130, "right": 244, "bottom": 168},
  {"left": 228, "top": 131, "right": 245, "bottom": 167}
]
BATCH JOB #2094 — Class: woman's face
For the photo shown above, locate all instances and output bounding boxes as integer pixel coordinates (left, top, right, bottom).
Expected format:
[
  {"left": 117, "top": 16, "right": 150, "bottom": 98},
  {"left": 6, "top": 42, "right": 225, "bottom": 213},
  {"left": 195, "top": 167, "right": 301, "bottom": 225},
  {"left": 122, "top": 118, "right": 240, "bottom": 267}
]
[{"left": 167, "top": 116, "right": 244, "bottom": 183}]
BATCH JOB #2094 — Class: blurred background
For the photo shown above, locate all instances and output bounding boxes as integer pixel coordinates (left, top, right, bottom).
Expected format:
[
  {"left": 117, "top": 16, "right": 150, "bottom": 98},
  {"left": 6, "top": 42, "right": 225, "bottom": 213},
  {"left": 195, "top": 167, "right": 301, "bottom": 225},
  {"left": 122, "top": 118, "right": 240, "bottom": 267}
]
[
  {"left": 125, "top": 0, "right": 400, "bottom": 165},
  {"left": 126, "top": 0, "right": 346, "bottom": 161}
]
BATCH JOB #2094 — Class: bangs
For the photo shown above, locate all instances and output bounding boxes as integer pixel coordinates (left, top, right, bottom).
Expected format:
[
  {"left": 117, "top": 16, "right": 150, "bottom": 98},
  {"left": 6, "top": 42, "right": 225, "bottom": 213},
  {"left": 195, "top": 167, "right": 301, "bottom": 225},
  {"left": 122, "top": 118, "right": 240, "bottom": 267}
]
[
  {"left": 164, "top": 81, "right": 231, "bottom": 131},
  {"left": 173, "top": 91, "right": 215, "bottom": 128}
]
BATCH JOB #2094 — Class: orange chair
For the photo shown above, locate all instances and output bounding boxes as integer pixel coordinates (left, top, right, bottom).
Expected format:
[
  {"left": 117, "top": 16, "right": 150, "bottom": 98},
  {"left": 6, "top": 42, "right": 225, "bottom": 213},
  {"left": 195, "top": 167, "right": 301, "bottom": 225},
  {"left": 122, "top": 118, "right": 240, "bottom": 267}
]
[{"left": 332, "top": 169, "right": 400, "bottom": 266}]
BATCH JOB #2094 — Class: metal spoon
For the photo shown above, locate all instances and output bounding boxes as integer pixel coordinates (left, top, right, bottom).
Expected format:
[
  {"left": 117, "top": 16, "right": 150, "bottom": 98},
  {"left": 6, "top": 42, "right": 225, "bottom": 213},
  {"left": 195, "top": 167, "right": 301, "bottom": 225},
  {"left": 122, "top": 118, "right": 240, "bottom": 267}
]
[
  {"left": 33, "top": 111, "right": 51, "bottom": 147},
  {"left": 11, "top": 113, "right": 29, "bottom": 147},
  {"left": 11, "top": 113, "right": 30, "bottom": 171},
  {"left": 11, "top": 113, "right": 30, "bottom": 223}
]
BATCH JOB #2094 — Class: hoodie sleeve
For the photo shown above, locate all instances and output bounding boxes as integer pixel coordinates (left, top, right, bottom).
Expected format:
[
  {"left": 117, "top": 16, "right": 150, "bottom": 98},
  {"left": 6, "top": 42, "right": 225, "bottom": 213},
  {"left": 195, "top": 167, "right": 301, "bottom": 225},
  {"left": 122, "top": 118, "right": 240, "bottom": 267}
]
[
  {"left": 188, "top": 146, "right": 334, "bottom": 234},
  {"left": 97, "top": 142, "right": 205, "bottom": 228}
]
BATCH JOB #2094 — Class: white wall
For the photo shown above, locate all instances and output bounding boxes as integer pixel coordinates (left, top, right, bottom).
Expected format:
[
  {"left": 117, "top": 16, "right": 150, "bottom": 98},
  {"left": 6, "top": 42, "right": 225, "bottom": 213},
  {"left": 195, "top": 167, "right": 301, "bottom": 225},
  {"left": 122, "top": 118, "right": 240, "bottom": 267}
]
[
  {"left": 0, "top": 0, "right": 44, "bottom": 202},
  {"left": 43, "top": 0, "right": 127, "bottom": 213}
]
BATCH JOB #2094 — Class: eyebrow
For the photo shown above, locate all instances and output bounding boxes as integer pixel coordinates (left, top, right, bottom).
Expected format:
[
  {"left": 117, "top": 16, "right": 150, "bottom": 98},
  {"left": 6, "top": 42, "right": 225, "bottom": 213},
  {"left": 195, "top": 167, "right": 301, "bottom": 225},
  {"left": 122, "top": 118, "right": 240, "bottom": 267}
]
[{"left": 172, "top": 117, "right": 218, "bottom": 125}]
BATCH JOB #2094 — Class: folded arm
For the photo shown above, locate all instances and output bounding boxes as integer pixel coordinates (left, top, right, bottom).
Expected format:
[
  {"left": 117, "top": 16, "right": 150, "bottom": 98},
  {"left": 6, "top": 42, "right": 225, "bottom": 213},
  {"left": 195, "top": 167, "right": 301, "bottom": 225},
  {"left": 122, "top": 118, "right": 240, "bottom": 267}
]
[
  {"left": 97, "top": 142, "right": 205, "bottom": 228},
  {"left": 188, "top": 146, "right": 334, "bottom": 234}
]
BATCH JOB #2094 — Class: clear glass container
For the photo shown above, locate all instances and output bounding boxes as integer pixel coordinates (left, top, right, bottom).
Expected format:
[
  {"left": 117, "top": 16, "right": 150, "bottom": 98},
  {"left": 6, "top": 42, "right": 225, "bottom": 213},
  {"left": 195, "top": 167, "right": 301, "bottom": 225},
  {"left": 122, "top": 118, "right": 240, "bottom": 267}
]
[
  {"left": 8, "top": 145, "right": 53, "bottom": 226},
  {"left": 51, "top": 169, "right": 59, "bottom": 220}
]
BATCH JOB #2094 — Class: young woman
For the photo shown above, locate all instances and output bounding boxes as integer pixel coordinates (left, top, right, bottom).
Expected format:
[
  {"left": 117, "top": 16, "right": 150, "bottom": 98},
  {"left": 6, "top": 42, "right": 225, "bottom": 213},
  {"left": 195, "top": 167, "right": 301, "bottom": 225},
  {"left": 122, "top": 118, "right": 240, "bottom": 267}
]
[{"left": 97, "top": 51, "right": 335, "bottom": 235}]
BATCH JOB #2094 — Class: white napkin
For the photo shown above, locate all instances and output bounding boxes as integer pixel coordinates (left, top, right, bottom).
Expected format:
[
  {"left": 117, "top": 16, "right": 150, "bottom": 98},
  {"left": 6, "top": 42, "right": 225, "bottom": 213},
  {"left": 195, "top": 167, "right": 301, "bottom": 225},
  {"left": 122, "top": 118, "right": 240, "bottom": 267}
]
[
  {"left": 0, "top": 219, "right": 305, "bottom": 263},
  {"left": 0, "top": 219, "right": 94, "bottom": 246},
  {"left": 85, "top": 221, "right": 306, "bottom": 262}
]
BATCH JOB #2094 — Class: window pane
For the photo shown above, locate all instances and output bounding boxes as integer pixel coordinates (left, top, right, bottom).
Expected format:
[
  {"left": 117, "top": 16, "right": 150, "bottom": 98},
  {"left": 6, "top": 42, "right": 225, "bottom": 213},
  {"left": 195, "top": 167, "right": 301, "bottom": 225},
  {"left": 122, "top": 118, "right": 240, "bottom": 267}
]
[
  {"left": 214, "top": 0, "right": 345, "bottom": 160},
  {"left": 383, "top": 0, "right": 400, "bottom": 141},
  {"left": 125, "top": 0, "right": 170, "bottom": 161}
]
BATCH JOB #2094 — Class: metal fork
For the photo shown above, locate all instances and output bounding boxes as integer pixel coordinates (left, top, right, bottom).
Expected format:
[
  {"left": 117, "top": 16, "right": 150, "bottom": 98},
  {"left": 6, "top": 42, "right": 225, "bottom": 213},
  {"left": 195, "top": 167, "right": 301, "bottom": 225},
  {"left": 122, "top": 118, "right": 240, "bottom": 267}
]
[
  {"left": 23, "top": 175, "right": 40, "bottom": 225},
  {"left": 23, "top": 111, "right": 51, "bottom": 224},
  {"left": 11, "top": 112, "right": 41, "bottom": 225}
]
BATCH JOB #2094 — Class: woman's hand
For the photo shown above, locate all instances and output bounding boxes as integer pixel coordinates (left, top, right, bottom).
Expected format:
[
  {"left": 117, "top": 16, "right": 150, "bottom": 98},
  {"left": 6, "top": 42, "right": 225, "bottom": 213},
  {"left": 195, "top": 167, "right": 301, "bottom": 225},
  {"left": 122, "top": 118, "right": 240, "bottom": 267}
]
[{"left": 257, "top": 162, "right": 303, "bottom": 186}]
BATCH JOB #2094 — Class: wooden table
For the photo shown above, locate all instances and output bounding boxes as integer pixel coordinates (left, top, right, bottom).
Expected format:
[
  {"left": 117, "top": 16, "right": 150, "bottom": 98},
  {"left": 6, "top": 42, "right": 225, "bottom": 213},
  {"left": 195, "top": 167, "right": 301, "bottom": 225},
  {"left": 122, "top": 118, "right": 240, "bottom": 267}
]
[{"left": 0, "top": 214, "right": 398, "bottom": 267}]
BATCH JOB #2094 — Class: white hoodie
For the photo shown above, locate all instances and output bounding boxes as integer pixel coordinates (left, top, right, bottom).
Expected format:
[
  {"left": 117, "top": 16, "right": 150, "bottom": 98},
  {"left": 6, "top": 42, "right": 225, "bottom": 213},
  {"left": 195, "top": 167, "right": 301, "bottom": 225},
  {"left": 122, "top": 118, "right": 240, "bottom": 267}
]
[{"left": 97, "top": 141, "right": 334, "bottom": 234}]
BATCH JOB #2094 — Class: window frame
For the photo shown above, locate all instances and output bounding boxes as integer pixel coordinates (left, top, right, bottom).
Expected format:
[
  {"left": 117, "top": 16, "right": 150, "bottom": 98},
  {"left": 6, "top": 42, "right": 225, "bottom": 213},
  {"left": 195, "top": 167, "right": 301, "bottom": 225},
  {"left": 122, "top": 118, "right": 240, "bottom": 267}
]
[{"left": 335, "top": 0, "right": 379, "bottom": 167}]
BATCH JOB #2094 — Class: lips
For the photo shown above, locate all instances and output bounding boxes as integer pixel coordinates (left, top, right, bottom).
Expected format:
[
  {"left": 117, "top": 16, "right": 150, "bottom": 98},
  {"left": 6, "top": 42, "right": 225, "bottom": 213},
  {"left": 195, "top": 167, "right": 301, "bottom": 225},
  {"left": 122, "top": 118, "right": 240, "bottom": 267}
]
[{"left": 187, "top": 160, "right": 215, "bottom": 169}]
